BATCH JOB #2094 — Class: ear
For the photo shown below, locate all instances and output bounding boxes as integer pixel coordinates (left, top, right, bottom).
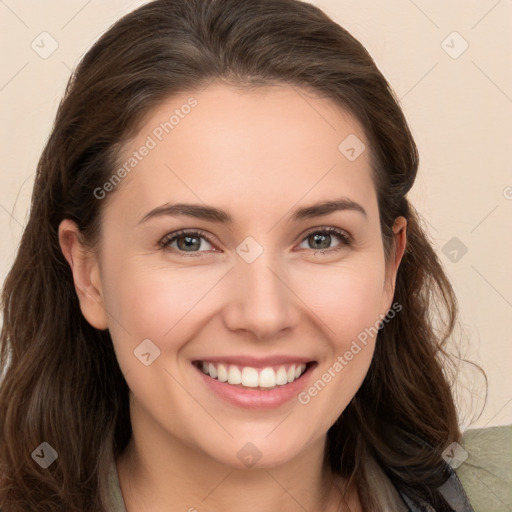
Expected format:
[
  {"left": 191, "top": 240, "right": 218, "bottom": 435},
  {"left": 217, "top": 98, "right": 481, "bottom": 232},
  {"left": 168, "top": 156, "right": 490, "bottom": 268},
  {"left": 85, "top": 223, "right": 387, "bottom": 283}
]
[
  {"left": 380, "top": 216, "right": 407, "bottom": 312},
  {"left": 58, "top": 219, "right": 108, "bottom": 330}
]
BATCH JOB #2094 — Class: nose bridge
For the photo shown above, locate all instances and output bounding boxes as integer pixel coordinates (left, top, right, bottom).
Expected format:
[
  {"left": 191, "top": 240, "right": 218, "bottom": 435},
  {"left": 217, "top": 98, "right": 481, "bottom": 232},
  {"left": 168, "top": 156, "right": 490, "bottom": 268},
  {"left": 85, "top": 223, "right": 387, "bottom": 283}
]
[{"left": 223, "top": 237, "right": 299, "bottom": 338}]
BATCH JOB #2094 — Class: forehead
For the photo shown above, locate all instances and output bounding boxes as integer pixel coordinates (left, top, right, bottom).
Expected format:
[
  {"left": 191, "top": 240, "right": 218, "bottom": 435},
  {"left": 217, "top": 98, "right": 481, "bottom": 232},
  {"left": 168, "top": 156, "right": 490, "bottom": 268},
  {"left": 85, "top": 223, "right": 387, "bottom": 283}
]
[{"left": 105, "top": 81, "right": 378, "bottom": 225}]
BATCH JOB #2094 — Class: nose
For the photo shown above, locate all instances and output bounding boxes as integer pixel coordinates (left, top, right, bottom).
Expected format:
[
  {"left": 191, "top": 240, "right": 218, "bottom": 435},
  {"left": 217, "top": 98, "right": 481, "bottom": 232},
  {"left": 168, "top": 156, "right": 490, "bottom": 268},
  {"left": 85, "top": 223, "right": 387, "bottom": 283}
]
[{"left": 221, "top": 251, "right": 301, "bottom": 341}]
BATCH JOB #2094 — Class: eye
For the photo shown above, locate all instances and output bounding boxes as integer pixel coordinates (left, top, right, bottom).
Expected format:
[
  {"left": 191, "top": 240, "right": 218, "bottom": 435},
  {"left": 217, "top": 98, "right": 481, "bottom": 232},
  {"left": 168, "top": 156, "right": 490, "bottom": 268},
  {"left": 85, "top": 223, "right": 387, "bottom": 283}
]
[
  {"left": 297, "top": 227, "right": 352, "bottom": 255},
  {"left": 160, "top": 226, "right": 352, "bottom": 257},
  {"left": 160, "top": 229, "right": 217, "bottom": 256}
]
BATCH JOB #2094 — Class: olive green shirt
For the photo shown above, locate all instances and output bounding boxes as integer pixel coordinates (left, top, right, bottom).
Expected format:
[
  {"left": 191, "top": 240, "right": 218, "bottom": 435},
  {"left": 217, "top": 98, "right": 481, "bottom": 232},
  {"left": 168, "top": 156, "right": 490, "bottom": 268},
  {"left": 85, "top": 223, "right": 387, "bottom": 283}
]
[{"left": 105, "top": 425, "right": 511, "bottom": 511}]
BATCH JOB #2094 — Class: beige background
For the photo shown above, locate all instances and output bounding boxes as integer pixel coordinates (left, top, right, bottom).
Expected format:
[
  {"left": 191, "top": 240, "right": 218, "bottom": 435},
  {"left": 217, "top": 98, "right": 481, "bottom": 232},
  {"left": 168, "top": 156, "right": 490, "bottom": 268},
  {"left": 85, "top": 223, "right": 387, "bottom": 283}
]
[{"left": 0, "top": 0, "right": 510, "bottom": 429}]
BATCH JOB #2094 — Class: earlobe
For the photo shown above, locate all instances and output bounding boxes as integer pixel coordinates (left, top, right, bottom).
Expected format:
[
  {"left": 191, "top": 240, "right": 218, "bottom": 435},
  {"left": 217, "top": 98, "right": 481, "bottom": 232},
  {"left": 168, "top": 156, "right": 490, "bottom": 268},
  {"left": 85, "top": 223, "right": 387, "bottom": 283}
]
[{"left": 58, "top": 219, "right": 109, "bottom": 330}]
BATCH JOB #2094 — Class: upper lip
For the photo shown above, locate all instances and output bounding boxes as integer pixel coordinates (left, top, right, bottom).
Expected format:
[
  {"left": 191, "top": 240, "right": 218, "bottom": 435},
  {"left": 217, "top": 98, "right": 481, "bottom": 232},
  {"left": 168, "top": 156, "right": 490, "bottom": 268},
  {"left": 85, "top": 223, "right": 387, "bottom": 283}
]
[{"left": 192, "top": 355, "right": 315, "bottom": 369}]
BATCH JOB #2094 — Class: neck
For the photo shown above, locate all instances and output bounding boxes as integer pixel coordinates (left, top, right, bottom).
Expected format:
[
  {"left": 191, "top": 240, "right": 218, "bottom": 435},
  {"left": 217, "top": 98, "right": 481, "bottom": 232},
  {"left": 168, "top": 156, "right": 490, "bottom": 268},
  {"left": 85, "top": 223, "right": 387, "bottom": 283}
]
[{"left": 116, "top": 425, "right": 358, "bottom": 511}]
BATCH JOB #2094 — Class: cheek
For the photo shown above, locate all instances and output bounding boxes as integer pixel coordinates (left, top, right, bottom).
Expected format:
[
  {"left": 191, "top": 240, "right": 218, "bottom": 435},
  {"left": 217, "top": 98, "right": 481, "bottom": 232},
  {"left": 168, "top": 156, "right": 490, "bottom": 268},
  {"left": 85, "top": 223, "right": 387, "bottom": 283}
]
[
  {"left": 113, "top": 272, "right": 187, "bottom": 332},
  {"left": 293, "top": 258, "right": 386, "bottom": 347},
  {"left": 100, "top": 255, "right": 227, "bottom": 370},
  {"left": 293, "top": 263, "right": 385, "bottom": 428},
  {"left": 103, "top": 252, "right": 387, "bottom": 351}
]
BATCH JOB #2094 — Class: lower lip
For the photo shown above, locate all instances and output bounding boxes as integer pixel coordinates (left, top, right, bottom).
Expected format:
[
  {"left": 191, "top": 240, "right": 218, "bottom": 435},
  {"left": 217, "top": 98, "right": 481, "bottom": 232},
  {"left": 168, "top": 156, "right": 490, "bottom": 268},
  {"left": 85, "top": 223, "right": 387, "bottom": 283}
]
[{"left": 194, "top": 363, "right": 316, "bottom": 409}]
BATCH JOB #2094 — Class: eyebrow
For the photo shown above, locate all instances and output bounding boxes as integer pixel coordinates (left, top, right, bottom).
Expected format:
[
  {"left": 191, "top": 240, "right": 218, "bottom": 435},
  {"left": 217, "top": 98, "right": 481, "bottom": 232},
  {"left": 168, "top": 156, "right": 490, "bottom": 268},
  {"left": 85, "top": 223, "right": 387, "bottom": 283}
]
[{"left": 138, "top": 197, "right": 367, "bottom": 225}]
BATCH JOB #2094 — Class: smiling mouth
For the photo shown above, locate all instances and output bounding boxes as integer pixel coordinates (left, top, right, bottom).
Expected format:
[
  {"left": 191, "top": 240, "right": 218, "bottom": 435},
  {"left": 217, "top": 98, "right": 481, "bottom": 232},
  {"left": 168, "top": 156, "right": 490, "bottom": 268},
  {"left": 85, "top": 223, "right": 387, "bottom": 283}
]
[{"left": 193, "top": 361, "right": 314, "bottom": 390}]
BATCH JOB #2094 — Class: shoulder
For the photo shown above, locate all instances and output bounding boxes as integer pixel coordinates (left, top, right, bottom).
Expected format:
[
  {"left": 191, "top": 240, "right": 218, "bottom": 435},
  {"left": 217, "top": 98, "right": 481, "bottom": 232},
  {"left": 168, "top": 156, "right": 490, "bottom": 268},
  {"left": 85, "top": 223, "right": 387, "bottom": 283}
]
[
  {"left": 455, "top": 424, "right": 512, "bottom": 512},
  {"left": 108, "top": 459, "right": 128, "bottom": 512}
]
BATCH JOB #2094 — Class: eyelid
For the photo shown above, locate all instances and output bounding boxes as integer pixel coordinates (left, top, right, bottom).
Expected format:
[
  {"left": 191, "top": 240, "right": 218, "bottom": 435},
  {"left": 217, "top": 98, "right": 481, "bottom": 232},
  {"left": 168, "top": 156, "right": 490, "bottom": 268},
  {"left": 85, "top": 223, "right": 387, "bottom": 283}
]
[
  {"left": 299, "top": 225, "right": 352, "bottom": 245},
  {"left": 159, "top": 228, "right": 219, "bottom": 252},
  {"left": 159, "top": 225, "right": 353, "bottom": 255}
]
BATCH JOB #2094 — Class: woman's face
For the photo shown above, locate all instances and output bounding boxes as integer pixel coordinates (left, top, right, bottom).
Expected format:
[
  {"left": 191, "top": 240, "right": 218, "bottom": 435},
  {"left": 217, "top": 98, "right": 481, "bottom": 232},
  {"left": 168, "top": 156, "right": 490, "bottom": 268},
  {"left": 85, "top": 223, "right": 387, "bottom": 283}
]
[{"left": 65, "top": 82, "right": 405, "bottom": 469}]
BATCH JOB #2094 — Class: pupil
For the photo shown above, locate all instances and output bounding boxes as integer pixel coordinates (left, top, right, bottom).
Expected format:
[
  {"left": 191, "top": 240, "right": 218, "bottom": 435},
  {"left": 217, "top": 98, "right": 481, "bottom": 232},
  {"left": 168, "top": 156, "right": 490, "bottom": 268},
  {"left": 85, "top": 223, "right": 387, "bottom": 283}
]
[
  {"left": 179, "top": 235, "right": 200, "bottom": 251},
  {"left": 311, "top": 233, "right": 330, "bottom": 250}
]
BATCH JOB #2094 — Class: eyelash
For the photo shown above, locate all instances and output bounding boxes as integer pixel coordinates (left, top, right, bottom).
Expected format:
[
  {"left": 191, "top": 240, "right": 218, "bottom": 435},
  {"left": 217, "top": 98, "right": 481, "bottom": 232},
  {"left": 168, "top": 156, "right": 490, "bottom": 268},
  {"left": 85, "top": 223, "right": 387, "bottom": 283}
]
[{"left": 159, "top": 227, "right": 352, "bottom": 257}]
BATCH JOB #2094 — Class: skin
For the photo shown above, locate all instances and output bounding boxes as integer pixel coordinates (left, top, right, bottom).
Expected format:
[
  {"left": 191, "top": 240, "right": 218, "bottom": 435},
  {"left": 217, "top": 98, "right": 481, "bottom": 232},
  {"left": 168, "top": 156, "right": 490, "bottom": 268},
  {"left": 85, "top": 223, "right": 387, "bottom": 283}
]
[{"left": 59, "top": 81, "right": 407, "bottom": 512}]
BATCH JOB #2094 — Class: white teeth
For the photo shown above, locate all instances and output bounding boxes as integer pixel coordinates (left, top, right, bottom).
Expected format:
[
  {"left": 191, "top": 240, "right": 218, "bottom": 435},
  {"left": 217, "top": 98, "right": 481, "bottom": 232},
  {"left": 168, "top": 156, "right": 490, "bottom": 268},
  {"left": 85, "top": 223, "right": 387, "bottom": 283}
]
[
  {"left": 227, "top": 366, "right": 242, "bottom": 385},
  {"left": 276, "top": 366, "right": 288, "bottom": 385},
  {"left": 217, "top": 363, "right": 228, "bottom": 382},
  {"left": 259, "top": 367, "right": 276, "bottom": 388},
  {"left": 287, "top": 365, "right": 296, "bottom": 383},
  {"left": 208, "top": 363, "right": 217, "bottom": 379},
  {"left": 199, "top": 361, "right": 308, "bottom": 388},
  {"left": 241, "top": 367, "right": 259, "bottom": 387}
]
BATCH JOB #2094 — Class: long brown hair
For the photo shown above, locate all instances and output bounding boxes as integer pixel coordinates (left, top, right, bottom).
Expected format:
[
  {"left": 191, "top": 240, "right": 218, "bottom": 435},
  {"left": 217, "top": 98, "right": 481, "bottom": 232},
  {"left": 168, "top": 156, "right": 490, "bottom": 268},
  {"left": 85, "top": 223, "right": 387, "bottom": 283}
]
[{"left": 0, "top": 0, "right": 469, "bottom": 510}]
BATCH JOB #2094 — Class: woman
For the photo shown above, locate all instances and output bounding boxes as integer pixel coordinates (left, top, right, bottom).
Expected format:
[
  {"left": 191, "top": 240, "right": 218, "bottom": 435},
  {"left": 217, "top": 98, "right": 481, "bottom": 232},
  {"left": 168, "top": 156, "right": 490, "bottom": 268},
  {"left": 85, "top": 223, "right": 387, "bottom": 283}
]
[{"left": 0, "top": 0, "right": 477, "bottom": 510}]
